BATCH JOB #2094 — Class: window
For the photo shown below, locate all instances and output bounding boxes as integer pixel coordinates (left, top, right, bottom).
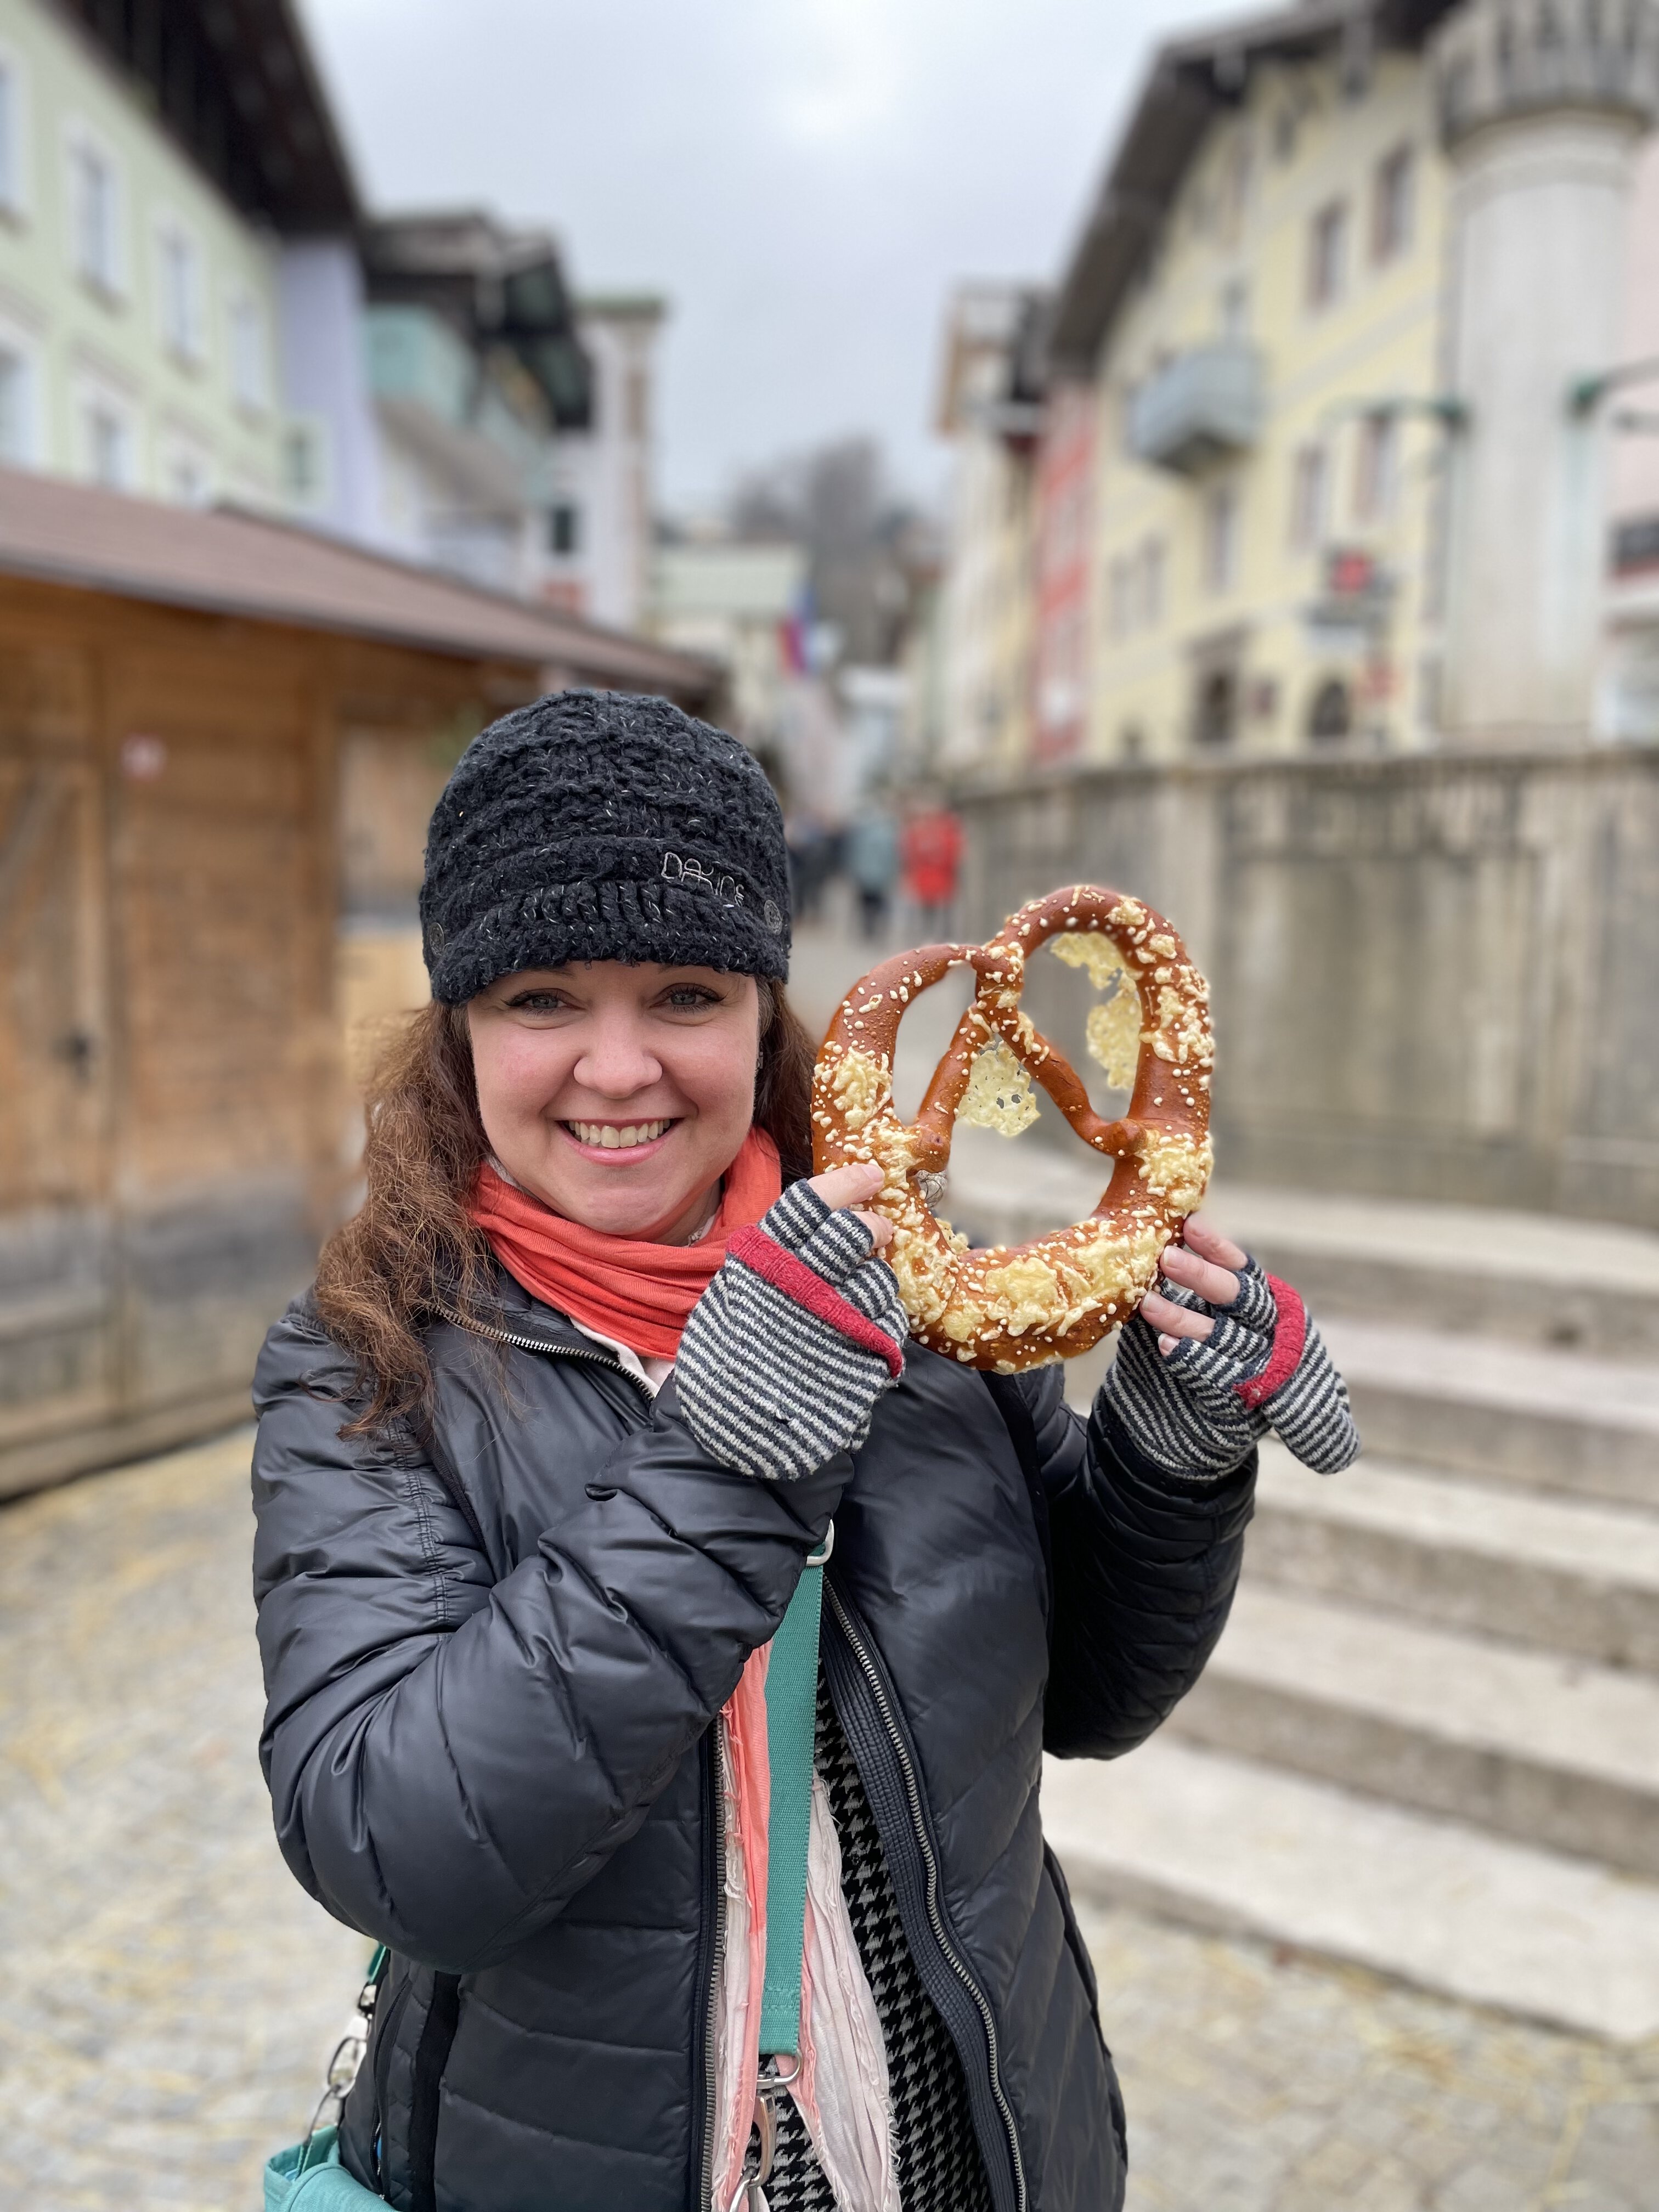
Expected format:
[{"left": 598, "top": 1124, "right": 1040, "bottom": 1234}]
[
  {"left": 1139, "top": 536, "right": 1165, "bottom": 628},
  {"left": 163, "top": 438, "right": 210, "bottom": 505},
  {"left": 1290, "top": 445, "right": 1327, "bottom": 550},
  {"left": 85, "top": 398, "right": 130, "bottom": 488},
  {"left": 1109, "top": 539, "right": 1165, "bottom": 637},
  {"left": 1373, "top": 145, "right": 1414, "bottom": 264},
  {"left": 283, "top": 421, "right": 326, "bottom": 506},
  {"left": 1108, "top": 555, "right": 1133, "bottom": 640},
  {"left": 1218, "top": 132, "right": 1254, "bottom": 248},
  {"left": 1308, "top": 678, "right": 1353, "bottom": 741},
  {"left": 1204, "top": 485, "right": 1239, "bottom": 594},
  {"left": 230, "top": 291, "right": 269, "bottom": 411},
  {"left": 1039, "top": 607, "right": 1084, "bottom": 735},
  {"left": 0, "top": 56, "right": 20, "bottom": 215},
  {"left": 0, "top": 343, "right": 28, "bottom": 463},
  {"left": 1354, "top": 413, "right": 1397, "bottom": 521},
  {"left": 70, "top": 134, "right": 120, "bottom": 294},
  {"left": 158, "top": 222, "right": 204, "bottom": 362},
  {"left": 1307, "top": 198, "right": 1348, "bottom": 309},
  {"left": 548, "top": 501, "right": 581, "bottom": 556},
  {"left": 1194, "top": 667, "right": 1238, "bottom": 747},
  {"left": 1119, "top": 379, "right": 1141, "bottom": 455}
]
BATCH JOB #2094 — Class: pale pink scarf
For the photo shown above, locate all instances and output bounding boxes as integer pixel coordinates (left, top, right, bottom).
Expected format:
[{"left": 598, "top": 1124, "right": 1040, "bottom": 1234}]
[{"left": 712, "top": 1654, "right": 899, "bottom": 2212}]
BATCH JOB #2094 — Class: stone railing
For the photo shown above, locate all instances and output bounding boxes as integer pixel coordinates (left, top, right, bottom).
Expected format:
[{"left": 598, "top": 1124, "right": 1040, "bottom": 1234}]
[{"left": 959, "top": 749, "right": 1659, "bottom": 1226}]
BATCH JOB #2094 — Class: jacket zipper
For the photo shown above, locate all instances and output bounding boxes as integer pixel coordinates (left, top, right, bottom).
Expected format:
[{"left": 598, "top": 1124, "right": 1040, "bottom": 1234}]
[
  {"left": 697, "top": 1723, "right": 727, "bottom": 2212},
  {"left": 443, "top": 1309, "right": 657, "bottom": 1404},
  {"left": 369, "top": 1967, "right": 414, "bottom": 2190},
  {"left": 825, "top": 1580, "right": 1030, "bottom": 2212}
]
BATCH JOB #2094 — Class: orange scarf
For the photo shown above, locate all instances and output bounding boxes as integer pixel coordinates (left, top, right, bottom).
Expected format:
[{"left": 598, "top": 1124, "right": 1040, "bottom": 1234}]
[{"left": 469, "top": 1128, "right": 783, "bottom": 1357}]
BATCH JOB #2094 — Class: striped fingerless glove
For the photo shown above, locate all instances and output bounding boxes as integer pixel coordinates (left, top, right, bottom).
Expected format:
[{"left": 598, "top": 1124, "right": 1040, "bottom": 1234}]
[
  {"left": 676, "top": 1182, "right": 907, "bottom": 1482},
  {"left": 1103, "top": 1257, "right": 1359, "bottom": 1479}
]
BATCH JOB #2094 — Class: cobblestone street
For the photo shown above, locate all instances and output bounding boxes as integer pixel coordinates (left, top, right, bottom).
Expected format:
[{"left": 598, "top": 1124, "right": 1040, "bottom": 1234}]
[{"left": 3, "top": 1433, "right": 1657, "bottom": 2210}]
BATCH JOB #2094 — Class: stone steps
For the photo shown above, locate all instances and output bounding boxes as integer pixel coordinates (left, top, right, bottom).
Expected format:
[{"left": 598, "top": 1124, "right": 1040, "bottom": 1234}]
[
  {"left": 1321, "top": 1317, "right": 1659, "bottom": 1505},
  {"left": 1041, "top": 1738, "right": 1659, "bottom": 2043},
  {"left": 1165, "top": 1582, "right": 1659, "bottom": 1880},
  {"left": 1251, "top": 1443, "right": 1659, "bottom": 1668},
  {"left": 932, "top": 1139, "right": 1659, "bottom": 2027},
  {"left": 1212, "top": 1184, "right": 1659, "bottom": 1363}
]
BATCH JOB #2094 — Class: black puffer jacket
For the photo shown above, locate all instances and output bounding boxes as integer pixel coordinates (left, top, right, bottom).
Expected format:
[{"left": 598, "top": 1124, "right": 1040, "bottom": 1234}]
[{"left": 252, "top": 1269, "right": 1254, "bottom": 2212}]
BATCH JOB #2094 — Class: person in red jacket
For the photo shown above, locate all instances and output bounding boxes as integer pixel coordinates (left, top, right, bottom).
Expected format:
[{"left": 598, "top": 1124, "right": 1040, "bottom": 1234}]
[{"left": 900, "top": 798, "right": 964, "bottom": 938}]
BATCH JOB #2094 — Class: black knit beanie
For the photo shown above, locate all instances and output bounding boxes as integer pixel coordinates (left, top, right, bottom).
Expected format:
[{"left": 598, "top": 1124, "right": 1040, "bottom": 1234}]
[{"left": 420, "top": 690, "right": 791, "bottom": 1002}]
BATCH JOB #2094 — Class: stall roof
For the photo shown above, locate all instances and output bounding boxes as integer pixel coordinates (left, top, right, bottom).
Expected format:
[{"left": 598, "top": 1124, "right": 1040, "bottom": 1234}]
[{"left": 0, "top": 470, "right": 719, "bottom": 699}]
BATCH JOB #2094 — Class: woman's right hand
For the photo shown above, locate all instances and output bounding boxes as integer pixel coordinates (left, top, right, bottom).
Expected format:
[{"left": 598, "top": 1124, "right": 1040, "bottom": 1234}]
[{"left": 675, "top": 1171, "right": 907, "bottom": 1483}]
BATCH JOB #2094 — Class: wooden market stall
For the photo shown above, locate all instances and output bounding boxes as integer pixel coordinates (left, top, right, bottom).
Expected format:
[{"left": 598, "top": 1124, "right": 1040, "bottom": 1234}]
[{"left": 0, "top": 469, "right": 719, "bottom": 1494}]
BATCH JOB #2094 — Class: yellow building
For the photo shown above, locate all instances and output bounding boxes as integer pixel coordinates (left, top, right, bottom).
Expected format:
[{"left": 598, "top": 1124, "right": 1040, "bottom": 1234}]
[
  {"left": 1030, "top": 0, "right": 1658, "bottom": 764},
  {"left": 1053, "top": 14, "right": 1457, "bottom": 759}
]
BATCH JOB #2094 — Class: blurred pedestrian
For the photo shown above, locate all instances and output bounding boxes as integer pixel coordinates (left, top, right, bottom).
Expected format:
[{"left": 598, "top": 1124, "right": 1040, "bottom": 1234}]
[
  {"left": 845, "top": 800, "right": 900, "bottom": 944},
  {"left": 901, "top": 794, "right": 965, "bottom": 939},
  {"left": 251, "top": 691, "right": 1356, "bottom": 2212}
]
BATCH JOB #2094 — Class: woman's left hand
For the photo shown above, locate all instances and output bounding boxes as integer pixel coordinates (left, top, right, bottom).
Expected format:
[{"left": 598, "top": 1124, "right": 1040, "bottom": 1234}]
[
  {"left": 1141, "top": 1216, "right": 1250, "bottom": 1355},
  {"left": 1101, "top": 1213, "right": 1361, "bottom": 1479}
]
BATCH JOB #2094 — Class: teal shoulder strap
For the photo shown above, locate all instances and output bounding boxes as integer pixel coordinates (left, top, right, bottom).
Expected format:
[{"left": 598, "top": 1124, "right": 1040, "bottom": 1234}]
[{"left": 757, "top": 1529, "right": 831, "bottom": 2058}]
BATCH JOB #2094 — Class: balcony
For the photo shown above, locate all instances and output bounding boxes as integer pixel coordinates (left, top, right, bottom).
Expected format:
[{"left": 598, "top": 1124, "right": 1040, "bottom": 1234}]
[{"left": 1128, "top": 343, "right": 1263, "bottom": 475}]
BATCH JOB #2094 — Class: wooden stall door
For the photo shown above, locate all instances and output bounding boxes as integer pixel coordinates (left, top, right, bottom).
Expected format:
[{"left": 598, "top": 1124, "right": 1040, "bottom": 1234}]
[
  {"left": 0, "top": 665, "right": 117, "bottom": 1484},
  {"left": 106, "top": 653, "right": 337, "bottom": 1427}
]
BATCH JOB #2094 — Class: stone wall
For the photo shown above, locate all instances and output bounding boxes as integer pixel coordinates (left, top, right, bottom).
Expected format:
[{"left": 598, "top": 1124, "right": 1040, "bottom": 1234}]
[{"left": 960, "top": 750, "right": 1659, "bottom": 1226}]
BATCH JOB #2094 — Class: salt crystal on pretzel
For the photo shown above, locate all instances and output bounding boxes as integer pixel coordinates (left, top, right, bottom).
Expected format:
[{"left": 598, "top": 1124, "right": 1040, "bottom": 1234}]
[{"left": 810, "top": 885, "right": 1214, "bottom": 1373}]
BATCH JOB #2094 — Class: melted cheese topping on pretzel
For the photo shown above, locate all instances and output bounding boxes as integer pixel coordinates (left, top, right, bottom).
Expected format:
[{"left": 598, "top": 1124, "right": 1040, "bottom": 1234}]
[
  {"left": 1049, "top": 932, "right": 1142, "bottom": 1090},
  {"left": 1049, "top": 930, "right": 1125, "bottom": 990},
  {"left": 1085, "top": 997, "right": 1141, "bottom": 1091},
  {"left": 1135, "top": 1128, "right": 1214, "bottom": 1211},
  {"left": 958, "top": 1039, "right": 1039, "bottom": 1136},
  {"left": 827, "top": 1044, "right": 889, "bottom": 1132}
]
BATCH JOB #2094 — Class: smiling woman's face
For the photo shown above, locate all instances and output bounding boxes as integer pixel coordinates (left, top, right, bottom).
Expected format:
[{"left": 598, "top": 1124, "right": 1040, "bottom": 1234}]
[{"left": 466, "top": 962, "right": 763, "bottom": 1244}]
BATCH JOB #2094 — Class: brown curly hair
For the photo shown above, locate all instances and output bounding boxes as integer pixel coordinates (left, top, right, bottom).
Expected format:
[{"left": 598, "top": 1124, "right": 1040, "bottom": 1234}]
[{"left": 314, "top": 981, "right": 817, "bottom": 1438}]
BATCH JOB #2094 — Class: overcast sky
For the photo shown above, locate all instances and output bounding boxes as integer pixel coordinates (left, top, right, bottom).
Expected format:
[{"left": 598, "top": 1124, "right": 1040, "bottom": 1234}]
[{"left": 298, "top": 0, "right": 1205, "bottom": 512}]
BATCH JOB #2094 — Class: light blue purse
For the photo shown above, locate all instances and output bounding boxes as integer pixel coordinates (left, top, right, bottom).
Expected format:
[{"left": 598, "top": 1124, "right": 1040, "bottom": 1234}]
[{"left": 263, "top": 1947, "right": 389, "bottom": 2210}]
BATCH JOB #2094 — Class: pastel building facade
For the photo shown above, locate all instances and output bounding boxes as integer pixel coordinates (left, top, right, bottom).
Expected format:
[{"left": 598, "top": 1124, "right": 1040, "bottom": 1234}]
[
  {"left": 937, "top": 0, "right": 1659, "bottom": 770},
  {"left": 0, "top": 2, "right": 665, "bottom": 633},
  {"left": 1057, "top": 14, "right": 1451, "bottom": 763},
  {"left": 545, "top": 297, "right": 666, "bottom": 631},
  {"left": 0, "top": 0, "right": 353, "bottom": 508},
  {"left": 934, "top": 283, "right": 1045, "bottom": 774}
]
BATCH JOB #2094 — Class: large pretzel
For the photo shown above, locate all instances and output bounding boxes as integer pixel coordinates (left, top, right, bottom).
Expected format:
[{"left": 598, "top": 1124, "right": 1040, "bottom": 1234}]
[{"left": 810, "top": 887, "right": 1214, "bottom": 1372}]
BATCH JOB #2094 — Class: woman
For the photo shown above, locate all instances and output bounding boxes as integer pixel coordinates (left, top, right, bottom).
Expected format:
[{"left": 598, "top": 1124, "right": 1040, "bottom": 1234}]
[{"left": 253, "top": 691, "right": 1358, "bottom": 2212}]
